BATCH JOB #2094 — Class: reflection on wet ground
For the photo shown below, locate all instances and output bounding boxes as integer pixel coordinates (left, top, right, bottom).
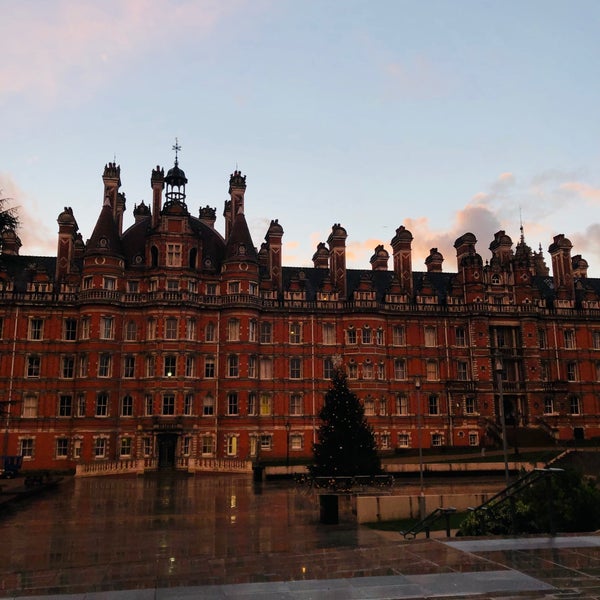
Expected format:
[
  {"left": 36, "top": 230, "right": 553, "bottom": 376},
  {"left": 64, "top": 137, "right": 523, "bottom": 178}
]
[{"left": 0, "top": 473, "right": 599, "bottom": 598}]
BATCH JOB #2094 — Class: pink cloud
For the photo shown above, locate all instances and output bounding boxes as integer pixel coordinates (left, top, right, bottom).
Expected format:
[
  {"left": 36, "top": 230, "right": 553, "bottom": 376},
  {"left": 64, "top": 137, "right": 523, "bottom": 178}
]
[
  {"left": 0, "top": 0, "right": 254, "bottom": 106},
  {"left": 559, "top": 182, "right": 600, "bottom": 204}
]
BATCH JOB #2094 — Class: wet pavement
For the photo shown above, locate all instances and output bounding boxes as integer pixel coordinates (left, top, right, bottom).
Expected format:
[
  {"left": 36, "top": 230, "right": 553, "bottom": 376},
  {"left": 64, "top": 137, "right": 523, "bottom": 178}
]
[{"left": 0, "top": 473, "right": 599, "bottom": 599}]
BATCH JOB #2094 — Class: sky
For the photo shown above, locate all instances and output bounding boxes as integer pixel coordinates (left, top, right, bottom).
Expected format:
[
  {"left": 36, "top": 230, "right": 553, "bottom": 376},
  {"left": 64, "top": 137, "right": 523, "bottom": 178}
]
[{"left": 2, "top": 0, "right": 600, "bottom": 276}]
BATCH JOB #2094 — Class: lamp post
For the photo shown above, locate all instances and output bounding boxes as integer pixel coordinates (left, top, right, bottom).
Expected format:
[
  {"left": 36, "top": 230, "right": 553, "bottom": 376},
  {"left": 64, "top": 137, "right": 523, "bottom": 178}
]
[
  {"left": 285, "top": 421, "right": 290, "bottom": 468},
  {"left": 494, "top": 357, "right": 510, "bottom": 487},
  {"left": 415, "top": 376, "right": 425, "bottom": 519}
]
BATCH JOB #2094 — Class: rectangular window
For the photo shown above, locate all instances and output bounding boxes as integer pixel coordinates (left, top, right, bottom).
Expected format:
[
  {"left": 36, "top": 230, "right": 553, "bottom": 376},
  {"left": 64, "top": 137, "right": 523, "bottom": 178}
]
[
  {"left": 593, "top": 331, "right": 600, "bottom": 350},
  {"left": 322, "top": 323, "right": 336, "bottom": 345},
  {"left": 185, "top": 355, "right": 196, "bottom": 378},
  {"left": 569, "top": 396, "right": 580, "bottom": 415},
  {"left": 202, "top": 395, "right": 214, "bottom": 416},
  {"left": 395, "top": 394, "right": 408, "bottom": 415},
  {"left": 379, "top": 433, "right": 391, "bottom": 449},
  {"left": 96, "top": 393, "right": 109, "bottom": 417},
  {"left": 20, "top": 438, "right": 34, "bottom": 458},
  {"left": 127, "top": 280, "right": 139, "bottom": 293},
  {"left": 227, "top": 281, "right": 240, "bottom": 294},
  {"left": 98, "top": 354, "right": 112, "bottom": 378},
  {"left": 398, "top": 433, "right": 410, "bottom": 448},
  {"left": 147, "top": 318, "right": 157, "bottom": 340},
  {"left": 205, "top": 322, "right": 216, "bottom": 342},
  {"left": 567, "top": 361, "right": 578, "bottom": 382},
  {"left": 362, "top": 327, "right": 372, "bottom": 344},
  {"left": 167, "top": 279, "right": 179, "bottom": 291},
  {"left": 540, "top": 360, "right": 549, "bottom": 381},
  {"left": 205, "top": 356, "right": 216, "bottom": 378},
  {"left": 186, "top": 318, "right": 196, "bottom": 340},
  {"left": 124, "top": 356, "right": 135, "bottom": 378},
  {"left": 249, "top": 320, "right": 257, "bottom": 342},
  {"left": 424, "top": 326, "right": 437, "bottom": 347},
  {"left": 543, "top": 397, "right": 554, "bottom": 415},
  {"left": 290, "top": 393, "right": 303, "bottom": 416},
  {"left": 28, "top": 318, "right": 43, "bottom": 340},
  {"left": 227, "top": 355, "right": 239, "bottom": 378},
  {"left": 184, "top": 393, "right": 193, "bottom": 416},
  {"left": 103, "top": 277, "right": 116, "bottom": 290},
  {"left": 27, "top": 355, "right": 41, "bottom": 378},
  {"left": 100, "top": 316, "right": 114, "bottom": 340},
  {"left": 362, "top": 362, "right": 374, "bottom": 379},
  {"left": 22, "top": 395, "right": 38, "bottom": 418},
  {"left": 455, "top": 327, "right": 466, "bottom": 347},
  {"left": 465, "top": 397, "right": 477, "bottom": 415},
  {"left": 348, "top": 362, "right": 358, "bottom": 379},
  {"left": 564, "top": 329, "right": 576, "bottom": 349},
  {"left": 143, "top": 437, "right": 152, "bottom": 456},
  {"left": 56, "top": 438, "right": 68, "bottom": 459},
  {"left": 259, "top": 357, "right": 272, "bottom": 379},
  {"left": 64, "top": 318, "right": 77, "bottom": 341},
  {"left": 290, "top": 434, "right": 303, "bottom": 451},
  {"left": 227, "top": 318, "right": 240, "bottom": 341},
  {"left": 226, "top": 435, "right": 237, "bottom": 456},
  {"left": 94, "top": 438, "right": 106, "bottom": 458},
  {"left": 376, "top": 328, "right": 384, "bottom": 345},
  {"left": 364, "top": 398, "right": 375, "bottom": 415},
  {"left": 289, "top": 322, "right": 301, "bottom": 344},
  {"left": 248, "top": 392, "right": 256, "bottom": 416},
  {"left": 426, "top": 360, "right": 439, "bottom": 381},
  {"left": 346, "top": 328, "right": 357, "bottom": 344},
  {"left": 188, "top": 280, "right": 197, "bottom": 294},
  {"left": 290, "top": 357, "right": 302, "bottom": 379},
  {"left": 82, "top": 276, "right": 93, "bottom": 290},
  {"left": 227, "top": 393, "right": 238, "bottom": 415},
  {"left": 164, "top": 355, "right": 177, "bottom": 377},
  {"left": 260, "top": 322, "right": 272, "bottom": 343},
  {"left": 182, "top": 436, "right": 192, "bottom": 456},
  {"left": 165, "top": 317, "right": 178, "bottom": 340},
  {"left": 457, "top": 361, "right": 469, "bottom": 381},
  {"left": 58, "top": 394, "right": 72, "bottom": 417},
  {"left": 201, "top": 435, "right": 215, "bottom": 455},
  {"left": 428, "top": 394, "right": 440, "bottom": 415},
  {"left": 392, "top": 325, "right": 406, "bottom": 346},
  {"left": 120, "top": 437, "right": 132, "bottom": 457},
  {"left": 539, "top": 328, "right": 548, "bottom": 349},
  {"left": 394, "top": 359, "right": 406, "bottom": 380},
  {"left": 121, "top": 395, "right": 133, "bottom": 417},
  {"left": 144, "top": 394, "right": 153, "bottom": 416},
  {"left": 77, "top": 394, "right": 86, "bottom": 417},
  {"left": 162, "top": 394, "right": 175, "bottom": 416},
  {"left": 206, "top": 283, "right": 218, "bottom": 296},
  {"left": 61, "top": 355, "right": 75, "bottom": 379},
  {"left": 145, "top": 355, "right": 155, "bottom": 377},
  {"left": 432, "top": 433, "right": 444, "bottom": 447},
  {"left": 80, "top": 317, "right": 90, "bottom": 340},
  {"left": 125, "top": 321, "right": 137, "bottom": 341},
  {"left": 248, "top": 355, "right": 257, "bottom": 378},
  {"left": 166, "top": 243, "right": 182, "bottom": 267},
  {"left": 323, "top": 357, "right": 334, "bottom": 379},
  {"left": 260, "top": 393, "right": 272, "bottom": 416},
  {"left": 468, "top": 433, "right": 479, "bottom": 447},
  {"left": 260, "top": 434, "right": 272, "bottom": 451}
]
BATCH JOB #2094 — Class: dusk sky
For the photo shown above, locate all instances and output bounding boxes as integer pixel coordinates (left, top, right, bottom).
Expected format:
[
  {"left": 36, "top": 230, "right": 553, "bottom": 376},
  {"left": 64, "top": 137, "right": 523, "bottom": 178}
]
[{"left": 2, "top": 1, "right": 600, "bottom": 275}]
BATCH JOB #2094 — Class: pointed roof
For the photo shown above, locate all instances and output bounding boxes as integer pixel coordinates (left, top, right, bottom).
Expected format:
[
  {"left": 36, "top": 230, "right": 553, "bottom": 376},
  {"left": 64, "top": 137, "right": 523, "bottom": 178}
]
[
  {"left": 224, "top": 210, "right": 257, "bottom": 262},
  {"left": 85, "top": 202, "right": 124, "bottom": 257}
]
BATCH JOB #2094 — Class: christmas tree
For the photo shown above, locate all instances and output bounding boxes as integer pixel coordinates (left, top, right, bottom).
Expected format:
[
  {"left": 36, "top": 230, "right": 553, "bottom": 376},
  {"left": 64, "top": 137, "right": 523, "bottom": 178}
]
[{"left": 310, "top": 364, "right": 382, "bottom": 477}]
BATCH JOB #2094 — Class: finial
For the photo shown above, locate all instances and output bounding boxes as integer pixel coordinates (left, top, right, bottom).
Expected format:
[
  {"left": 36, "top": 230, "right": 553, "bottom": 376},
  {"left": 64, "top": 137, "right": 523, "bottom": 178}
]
[{"left": 172, "top": 138, "right": 181, "bottom": 165}]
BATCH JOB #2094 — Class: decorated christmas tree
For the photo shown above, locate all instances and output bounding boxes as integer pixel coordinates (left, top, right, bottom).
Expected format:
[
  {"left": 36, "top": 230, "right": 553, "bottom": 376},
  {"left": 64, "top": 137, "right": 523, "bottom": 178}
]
[{"left": 310, "top": 363, "right": 382, "bottom": 477}]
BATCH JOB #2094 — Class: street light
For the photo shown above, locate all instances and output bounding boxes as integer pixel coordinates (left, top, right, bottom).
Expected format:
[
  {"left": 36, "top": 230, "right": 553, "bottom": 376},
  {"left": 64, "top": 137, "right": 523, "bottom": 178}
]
[
  {"left": 415, "top": 376, "right": 425, "bottom": 519},
  {"left": 285, "top": 421, "right": 291, "bottom": 468},
  {"left": 494, "top": 357, "right": 510, "bottom": 487}
]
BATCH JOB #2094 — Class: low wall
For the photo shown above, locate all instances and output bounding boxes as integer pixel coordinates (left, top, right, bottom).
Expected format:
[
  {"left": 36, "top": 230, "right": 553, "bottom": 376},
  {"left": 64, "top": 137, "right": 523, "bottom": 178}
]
[{"left": 356, "top": 491, "right": 496, "bottom": 523}]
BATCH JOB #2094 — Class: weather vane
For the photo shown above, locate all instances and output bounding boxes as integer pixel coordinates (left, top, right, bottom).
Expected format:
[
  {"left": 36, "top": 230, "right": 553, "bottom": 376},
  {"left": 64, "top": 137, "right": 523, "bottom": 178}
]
[{"left": 173, "top": 138, "right": 181, "bottom": 165}]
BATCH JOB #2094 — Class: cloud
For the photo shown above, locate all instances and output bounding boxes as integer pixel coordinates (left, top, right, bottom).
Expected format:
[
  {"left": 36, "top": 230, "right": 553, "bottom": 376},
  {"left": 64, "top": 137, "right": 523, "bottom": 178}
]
[
  {"left": 382, "top": 55, "right": 450, "bottom": 99},
  {"left": 0, "top": 0, "right": 252, "bottom": 107},
  {"left": 0, "top": 173, "right": 55, "bottom": 255},
  {"left": 559, "top": 182, "right": 600, "bottom": 204}
]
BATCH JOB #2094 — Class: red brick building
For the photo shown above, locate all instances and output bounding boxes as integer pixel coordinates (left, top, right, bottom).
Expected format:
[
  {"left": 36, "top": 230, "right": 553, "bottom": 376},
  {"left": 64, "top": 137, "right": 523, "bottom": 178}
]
[{"left": 1, "top": 154, "right": 599, "bottom": 473}]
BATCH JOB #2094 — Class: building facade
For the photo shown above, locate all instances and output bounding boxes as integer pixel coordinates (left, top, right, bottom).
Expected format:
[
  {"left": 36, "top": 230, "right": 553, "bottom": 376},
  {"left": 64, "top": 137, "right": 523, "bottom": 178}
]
[{"left": 1, "top": 154, "right": 599, "bottom": 472}]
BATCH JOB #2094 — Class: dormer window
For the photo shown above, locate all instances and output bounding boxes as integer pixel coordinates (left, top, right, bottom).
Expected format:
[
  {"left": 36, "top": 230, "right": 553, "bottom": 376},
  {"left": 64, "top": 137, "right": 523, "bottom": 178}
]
[
  {"left": 491, "top": 274, "right": 501, "bottom": 285},
  {"left": 166, "top": 243, "right": 182, "bottom": 267}
]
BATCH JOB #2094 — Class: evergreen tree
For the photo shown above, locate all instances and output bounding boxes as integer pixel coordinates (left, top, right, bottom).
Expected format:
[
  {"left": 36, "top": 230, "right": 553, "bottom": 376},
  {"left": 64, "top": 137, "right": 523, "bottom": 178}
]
[
  {"left": 310, "top": 365, "right": 382, "bottom": 477},
  {"left": 0, "top": 194, "right": 19, "bottom": 249}
]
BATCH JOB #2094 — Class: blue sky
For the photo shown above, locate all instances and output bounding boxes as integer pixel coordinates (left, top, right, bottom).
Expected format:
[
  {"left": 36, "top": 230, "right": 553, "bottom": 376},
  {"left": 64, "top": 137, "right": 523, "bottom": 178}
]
[{"left": 2, "top": 0, "right": 600, "bottom": 275}]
